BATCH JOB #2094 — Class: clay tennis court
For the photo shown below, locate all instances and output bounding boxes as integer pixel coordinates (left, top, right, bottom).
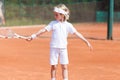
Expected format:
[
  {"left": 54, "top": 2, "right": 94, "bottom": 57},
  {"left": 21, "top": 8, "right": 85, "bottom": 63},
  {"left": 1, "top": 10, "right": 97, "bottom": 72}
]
[{"left": 0, "top": 23, "right": 120, "bottom": 80}]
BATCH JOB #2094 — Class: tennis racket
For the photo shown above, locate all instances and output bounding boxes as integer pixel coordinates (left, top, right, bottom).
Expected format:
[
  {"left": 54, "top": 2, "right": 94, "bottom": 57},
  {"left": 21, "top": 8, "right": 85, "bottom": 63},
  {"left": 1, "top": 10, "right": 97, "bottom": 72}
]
[{"left": 0, "top": 28, "right": 27, "bottom": 39}]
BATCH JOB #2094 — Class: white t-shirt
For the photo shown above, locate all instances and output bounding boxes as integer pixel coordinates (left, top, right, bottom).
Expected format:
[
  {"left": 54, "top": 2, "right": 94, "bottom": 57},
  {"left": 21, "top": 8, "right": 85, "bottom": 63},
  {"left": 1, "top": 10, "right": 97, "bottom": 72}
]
[{"left": 45, "top": 20, "right": 77, "bottom": 48}]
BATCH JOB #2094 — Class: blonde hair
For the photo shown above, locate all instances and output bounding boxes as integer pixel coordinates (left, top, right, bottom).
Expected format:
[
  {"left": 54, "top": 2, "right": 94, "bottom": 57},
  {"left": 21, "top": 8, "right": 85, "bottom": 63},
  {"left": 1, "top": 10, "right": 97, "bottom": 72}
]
[{"left": 54, "top": 4, "right": 70, "bottom": 21}]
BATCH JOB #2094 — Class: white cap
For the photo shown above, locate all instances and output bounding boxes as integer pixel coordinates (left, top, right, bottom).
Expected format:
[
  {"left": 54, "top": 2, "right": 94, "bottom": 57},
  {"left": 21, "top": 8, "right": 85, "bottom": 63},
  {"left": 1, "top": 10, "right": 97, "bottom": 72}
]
[{"left": 54, "top": 7, "right": 68, "bottom": 15}]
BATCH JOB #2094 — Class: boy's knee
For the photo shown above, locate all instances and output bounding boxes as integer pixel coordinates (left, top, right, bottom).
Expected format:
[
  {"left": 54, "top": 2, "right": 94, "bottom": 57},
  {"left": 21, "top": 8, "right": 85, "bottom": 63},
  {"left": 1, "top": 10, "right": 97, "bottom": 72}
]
[
  {"left": 61, "top": 65, "right": 68, "bottom": 70},
  {"left": 51, "top": 65, "right": 57, "bottom": 70}
]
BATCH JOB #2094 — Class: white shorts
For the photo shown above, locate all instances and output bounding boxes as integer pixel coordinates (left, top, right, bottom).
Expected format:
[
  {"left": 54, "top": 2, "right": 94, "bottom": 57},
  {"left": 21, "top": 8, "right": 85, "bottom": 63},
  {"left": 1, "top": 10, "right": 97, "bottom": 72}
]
[{"left": 50, "top": 48, "right": 69, "bottom": 65}]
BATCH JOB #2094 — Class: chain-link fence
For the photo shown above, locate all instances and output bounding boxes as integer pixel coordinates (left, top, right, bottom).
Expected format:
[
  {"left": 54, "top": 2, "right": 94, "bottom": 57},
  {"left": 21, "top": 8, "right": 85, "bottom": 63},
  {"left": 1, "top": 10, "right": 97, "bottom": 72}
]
[{"left": 1, "top": 0, "right": 120, "bottom": 26}]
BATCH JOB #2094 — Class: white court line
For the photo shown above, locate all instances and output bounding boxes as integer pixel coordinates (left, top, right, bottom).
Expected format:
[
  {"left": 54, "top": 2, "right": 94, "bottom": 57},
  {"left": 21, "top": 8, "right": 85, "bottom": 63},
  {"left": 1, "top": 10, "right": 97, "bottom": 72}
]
[{"left": 2, "top": 25, "right": 46, "bottom": 29}]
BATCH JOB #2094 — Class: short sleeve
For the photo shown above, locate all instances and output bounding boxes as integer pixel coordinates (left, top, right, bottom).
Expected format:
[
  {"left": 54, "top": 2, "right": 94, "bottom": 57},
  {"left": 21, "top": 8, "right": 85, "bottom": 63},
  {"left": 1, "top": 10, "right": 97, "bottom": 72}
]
[
  {"left": 68, "top": 23, "right": 77, "bottom": 34},
  {"left": 45, "top": 21, "right": 54, "bottom": 32}
]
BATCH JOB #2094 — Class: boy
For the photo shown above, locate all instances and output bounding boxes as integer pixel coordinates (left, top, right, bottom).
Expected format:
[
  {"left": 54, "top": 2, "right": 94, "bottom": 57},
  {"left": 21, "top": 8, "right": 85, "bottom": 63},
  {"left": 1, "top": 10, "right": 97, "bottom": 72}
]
[{"left": 27, "top": 4, "right": 92, "bottom": 80}]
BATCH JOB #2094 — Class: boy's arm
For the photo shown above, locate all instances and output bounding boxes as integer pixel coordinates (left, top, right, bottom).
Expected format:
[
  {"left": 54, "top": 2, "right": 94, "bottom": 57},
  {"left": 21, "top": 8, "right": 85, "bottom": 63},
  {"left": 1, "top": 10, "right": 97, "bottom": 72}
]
[
  {"left": 34, "top": 28, "right": 47, "bottom": 37},
  {"left": 74, "top": 31, "right": 93, "bottom": 50},
  {"left": 29, "top": 28, "right": 47, "bottom": 40}
]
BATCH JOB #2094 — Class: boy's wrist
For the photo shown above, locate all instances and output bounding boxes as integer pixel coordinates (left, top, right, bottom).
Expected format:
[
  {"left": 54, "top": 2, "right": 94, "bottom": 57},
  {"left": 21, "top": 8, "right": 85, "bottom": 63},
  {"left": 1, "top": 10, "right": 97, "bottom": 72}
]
[{"left": 31, "top": 34, "right": 37, "bottom": 39}]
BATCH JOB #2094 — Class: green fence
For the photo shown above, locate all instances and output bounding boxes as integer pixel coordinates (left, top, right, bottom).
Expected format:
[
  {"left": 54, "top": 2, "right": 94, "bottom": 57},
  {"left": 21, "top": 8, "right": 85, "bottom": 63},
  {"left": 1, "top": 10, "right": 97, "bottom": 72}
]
[
  {"left": 2, "top": 0, "right": 120, "bottom": 26},
  {"left": 96, "top": 11, "right": 120, "bottom": 22}
]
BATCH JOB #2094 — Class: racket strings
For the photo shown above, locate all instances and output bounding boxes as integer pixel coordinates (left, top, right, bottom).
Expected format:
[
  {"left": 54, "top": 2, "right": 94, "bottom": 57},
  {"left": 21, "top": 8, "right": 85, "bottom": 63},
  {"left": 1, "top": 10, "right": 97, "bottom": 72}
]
[
  {"left": 0, "top": 28, "right": 27, "bottom": 39},
  {"left": 0, "top": 28, "right": 17, "bottom": 38},
  {"left": 6, "top": 29, "right": 15, "bottom": 38}
]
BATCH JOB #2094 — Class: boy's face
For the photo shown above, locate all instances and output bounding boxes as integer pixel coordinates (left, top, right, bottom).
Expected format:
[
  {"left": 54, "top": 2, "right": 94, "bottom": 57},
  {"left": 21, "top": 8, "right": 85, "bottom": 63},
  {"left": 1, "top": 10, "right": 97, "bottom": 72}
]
[{"left": 54, "top": 12, "right": 64, "bottom": 22}]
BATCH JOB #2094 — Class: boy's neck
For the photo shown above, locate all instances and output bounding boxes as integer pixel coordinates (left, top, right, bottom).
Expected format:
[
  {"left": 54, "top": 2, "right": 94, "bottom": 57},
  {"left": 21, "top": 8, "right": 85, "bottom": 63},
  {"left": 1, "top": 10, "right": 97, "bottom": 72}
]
[{"left": 56, "top": 18, "right": 65, "bottom": 22}]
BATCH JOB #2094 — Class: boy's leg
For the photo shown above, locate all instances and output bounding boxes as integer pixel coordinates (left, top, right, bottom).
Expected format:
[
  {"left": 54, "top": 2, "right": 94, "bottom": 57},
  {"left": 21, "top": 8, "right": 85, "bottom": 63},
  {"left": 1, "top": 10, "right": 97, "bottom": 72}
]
[
  {"left": 61, "top": 64, "right": 68, "bottom": 80},
  {"left": 59, "top": 48, "right": 69, "bottom": 80},
  {"left": 50, "top": 48, "right": 59, "bottom": 80},
  {"left": 51, "top": 65, "right": 57, "bottom": 80}
]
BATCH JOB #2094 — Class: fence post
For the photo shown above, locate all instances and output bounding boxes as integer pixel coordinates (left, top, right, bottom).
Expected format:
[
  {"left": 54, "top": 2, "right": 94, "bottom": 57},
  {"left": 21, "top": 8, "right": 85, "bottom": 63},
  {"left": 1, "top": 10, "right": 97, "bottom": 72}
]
[{"left": 107, "top": 0, "right": 114, "bottom": 40}]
